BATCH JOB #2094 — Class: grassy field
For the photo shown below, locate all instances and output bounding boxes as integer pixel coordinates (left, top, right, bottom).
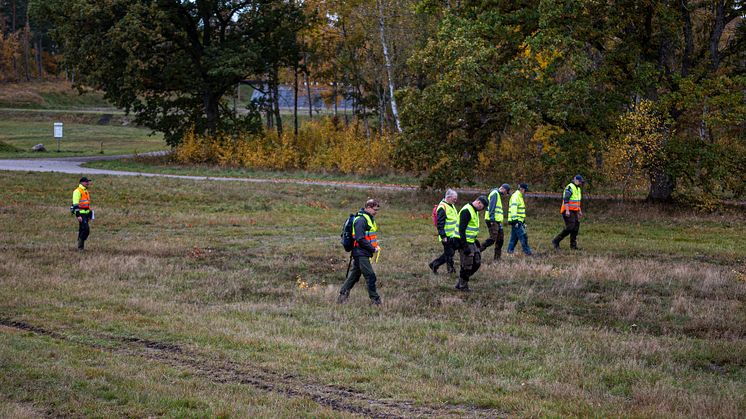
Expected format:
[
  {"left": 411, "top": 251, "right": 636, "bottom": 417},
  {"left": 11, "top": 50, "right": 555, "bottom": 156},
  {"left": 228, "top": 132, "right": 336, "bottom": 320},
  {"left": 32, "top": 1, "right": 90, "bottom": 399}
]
[
  {"left": 0, "top": 81, "right": 114, "bottom": 110},
  {"left": 1, "top": 171, "right": 744, "bottom": 417},
  {"left": 0, "top": 117, "right": 166, "bottom": 158}
]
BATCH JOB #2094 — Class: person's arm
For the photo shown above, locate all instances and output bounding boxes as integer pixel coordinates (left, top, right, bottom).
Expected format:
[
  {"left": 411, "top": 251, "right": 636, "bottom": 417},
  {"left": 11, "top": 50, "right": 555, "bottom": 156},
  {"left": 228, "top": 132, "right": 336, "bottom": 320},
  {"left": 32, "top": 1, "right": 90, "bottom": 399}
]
[
  {"left": 488, "top": 192, "right": 498, "bottom": 221},
  {"left": 563, "top": 185, "right": 572, "bottom": 216},
  {"left": 354, "top": 216, "right": 376, "bottom": 253},
  {"left": 72, "top": 189, "right": 82, "bottom": 219},
  {"left": 437, "top": 207, "right": 447, "bottom": 240},
  {"left": 459, "top": 208, "right": 470, "bottom": 247}
]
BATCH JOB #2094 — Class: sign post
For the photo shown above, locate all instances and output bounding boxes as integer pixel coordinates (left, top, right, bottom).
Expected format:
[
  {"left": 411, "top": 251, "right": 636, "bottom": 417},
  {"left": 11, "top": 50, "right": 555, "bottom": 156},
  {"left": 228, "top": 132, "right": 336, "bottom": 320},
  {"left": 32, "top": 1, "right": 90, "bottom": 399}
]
[{"left": 54, "top": 122, "right": 63, "bottom": 152}]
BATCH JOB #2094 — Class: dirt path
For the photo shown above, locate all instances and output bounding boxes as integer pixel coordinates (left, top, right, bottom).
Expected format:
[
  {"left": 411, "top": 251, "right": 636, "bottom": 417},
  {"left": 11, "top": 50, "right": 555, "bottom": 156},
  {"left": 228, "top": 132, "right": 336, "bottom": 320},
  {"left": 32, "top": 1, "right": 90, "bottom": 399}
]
[{"left": 0, "top": 318, "right": 504, "bottom": 418}]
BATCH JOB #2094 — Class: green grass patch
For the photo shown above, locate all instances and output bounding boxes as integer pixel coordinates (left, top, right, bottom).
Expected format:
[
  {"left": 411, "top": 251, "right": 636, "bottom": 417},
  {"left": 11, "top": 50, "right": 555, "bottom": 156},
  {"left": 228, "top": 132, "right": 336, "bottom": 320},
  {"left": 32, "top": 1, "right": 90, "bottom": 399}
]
[
  {"left": 0, "top": 119, "right": 166, "bottom": 158},
  {"left": 0, "top": 168, "right": 744, "bottom": 416}
]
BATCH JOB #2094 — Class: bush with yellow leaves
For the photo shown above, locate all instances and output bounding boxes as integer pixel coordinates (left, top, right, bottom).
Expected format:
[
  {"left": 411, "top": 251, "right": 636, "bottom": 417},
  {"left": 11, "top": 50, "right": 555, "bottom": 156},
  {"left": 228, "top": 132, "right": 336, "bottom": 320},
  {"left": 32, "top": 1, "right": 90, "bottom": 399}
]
[{"left": 174, "top": 118, "right": 396, "bottom": 175}]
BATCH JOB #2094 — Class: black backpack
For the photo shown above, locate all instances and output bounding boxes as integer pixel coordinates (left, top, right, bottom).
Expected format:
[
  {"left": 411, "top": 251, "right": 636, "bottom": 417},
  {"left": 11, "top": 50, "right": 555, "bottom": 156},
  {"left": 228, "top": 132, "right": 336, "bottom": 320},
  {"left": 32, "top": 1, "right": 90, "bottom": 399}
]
[{"left": 340, "top": 213, "right": 356, "bottom": 252}]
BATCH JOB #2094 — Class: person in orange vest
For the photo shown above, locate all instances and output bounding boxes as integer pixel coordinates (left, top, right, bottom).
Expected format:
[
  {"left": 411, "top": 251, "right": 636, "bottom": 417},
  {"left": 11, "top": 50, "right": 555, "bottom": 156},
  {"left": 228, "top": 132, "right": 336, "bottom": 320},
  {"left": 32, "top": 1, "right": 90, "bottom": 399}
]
[
  {"left": 71, "top": 177, "right": 93, "bottom": 250},
  {"left": 552, "top": 174, "right": 585, "bottom": 250}
]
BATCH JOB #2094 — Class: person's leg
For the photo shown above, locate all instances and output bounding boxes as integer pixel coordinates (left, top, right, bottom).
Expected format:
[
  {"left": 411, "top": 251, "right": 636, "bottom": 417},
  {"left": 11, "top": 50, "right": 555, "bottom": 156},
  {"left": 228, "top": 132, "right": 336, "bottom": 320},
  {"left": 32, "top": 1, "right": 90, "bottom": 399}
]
[
  {"left": 569, "top": 212, "right": 580, "bottom": 249},
  {"left": 339, "top": 257, "right": 362, "bottom": 297},
  {"left": 358, "top": 256, "right": 380, "bottom": 302},
  {"left": 77, "top": 217, "right": 89, "bottom": 250},
  {"left": 445, "top": 240, "right": 456, "bottom": 273},
  {"left": 518, "top": 224, "right": 532, "bottom": 255},
  {"left": 507, "top": 224, "right": 518, "bottom": 253},
  {"left": 430, "top": 241, "right": 450, "bottom": 272},
  {"left": 480, "top": 221, "right": 497, "bottom": 251},
  {"left": 553, "top": 213, "right": 574, "bottom": 248},
  {"left": 458, "top": 246, "right": 475, "bottom": 290},
  {"left": 494, "top": 225, "right": 504, "bottom": 261}
]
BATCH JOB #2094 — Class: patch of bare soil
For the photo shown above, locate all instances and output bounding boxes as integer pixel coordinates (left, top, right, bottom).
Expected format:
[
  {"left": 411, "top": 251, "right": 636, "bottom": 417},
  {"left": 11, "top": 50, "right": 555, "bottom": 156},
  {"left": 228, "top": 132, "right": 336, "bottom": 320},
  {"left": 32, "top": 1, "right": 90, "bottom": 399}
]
[{"left": 0, "top": 318, "right": 505, "bottom": 418}]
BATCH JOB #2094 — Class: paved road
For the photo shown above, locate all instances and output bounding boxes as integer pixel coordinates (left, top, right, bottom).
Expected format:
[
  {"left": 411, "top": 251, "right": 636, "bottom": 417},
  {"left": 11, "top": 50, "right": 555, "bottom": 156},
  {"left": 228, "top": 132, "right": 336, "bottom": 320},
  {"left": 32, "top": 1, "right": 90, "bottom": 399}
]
[{"left": 0, "top": 152, "right": 429, "bottom": 192}]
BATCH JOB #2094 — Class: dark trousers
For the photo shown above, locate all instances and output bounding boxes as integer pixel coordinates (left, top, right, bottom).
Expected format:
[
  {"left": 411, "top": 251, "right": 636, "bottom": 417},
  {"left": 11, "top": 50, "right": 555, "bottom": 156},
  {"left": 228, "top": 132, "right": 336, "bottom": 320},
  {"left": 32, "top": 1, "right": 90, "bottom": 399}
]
[
  {"left": 480, "top": 221, "right": 504, "bottom": 261},
  {"left": 340, "top": 256, "right": 380, "bottom": 301},
  {"left": 431, "top": 239, "right": 456, "bottom": 273},
  {"left": 77, "top": 214, "right": 91, "bottom": 249},
  {"left": 554, "top": 212, "right": 580, "bottom": 248},
  {"left": 458, "top": 243, "right": 481, "bottom": 284},
  {"left": 507, "top": 222, "right": 532, "bottom": 255}
]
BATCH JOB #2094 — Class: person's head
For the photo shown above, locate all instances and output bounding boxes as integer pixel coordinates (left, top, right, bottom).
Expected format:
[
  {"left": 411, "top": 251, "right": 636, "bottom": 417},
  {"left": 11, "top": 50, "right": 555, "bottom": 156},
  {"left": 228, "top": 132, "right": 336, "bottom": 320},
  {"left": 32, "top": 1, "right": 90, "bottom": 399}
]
[
  {"left": 473, "top": 195, "right": 489, "bottom": 211},
  {"left": 79, "top": 177, "right": 92, "bottom": 187},
  {"left": 364, "top": 199, "right": 380, "bottom": 216},
  {"left": 519, "top": 183, "right": 528, "bottom": 193},
  {"left": 444, "top": 188, "right": 458, "bottom": 204},
  {"left": 573, "top": 174, "right": 585, "bottom": 186},
  {"left": 498, "top": 183, "right": 511, "bottom": 195}
]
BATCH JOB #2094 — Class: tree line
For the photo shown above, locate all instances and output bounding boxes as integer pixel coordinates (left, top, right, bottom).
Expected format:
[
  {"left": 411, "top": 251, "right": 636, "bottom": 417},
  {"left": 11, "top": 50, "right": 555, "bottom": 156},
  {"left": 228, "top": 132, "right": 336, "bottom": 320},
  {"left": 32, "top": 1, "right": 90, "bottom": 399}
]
[{"left": 5, "top": 0, "right": 745, "bottom": 203}]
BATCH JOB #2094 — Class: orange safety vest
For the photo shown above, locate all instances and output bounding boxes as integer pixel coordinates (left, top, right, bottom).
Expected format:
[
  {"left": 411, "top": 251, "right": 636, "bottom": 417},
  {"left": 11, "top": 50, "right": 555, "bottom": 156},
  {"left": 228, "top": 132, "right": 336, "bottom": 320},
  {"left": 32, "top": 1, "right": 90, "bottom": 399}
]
[
  {"left": 352, "top": 212, "right": 379, "bottom": 249},
  {"left": 560, "top": 183, "right": 581, "bottom": 213},
  {"left": 76, "top": 186, "right": 91, "bottom": 210}
]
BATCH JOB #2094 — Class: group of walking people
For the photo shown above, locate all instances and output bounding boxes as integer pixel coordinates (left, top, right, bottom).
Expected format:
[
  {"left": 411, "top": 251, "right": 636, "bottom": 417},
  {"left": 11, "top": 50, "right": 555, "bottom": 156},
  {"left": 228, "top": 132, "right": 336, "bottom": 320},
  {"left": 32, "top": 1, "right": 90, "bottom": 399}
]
[{"left": 337, "top": 175, "right": 586, "bottom": 304}]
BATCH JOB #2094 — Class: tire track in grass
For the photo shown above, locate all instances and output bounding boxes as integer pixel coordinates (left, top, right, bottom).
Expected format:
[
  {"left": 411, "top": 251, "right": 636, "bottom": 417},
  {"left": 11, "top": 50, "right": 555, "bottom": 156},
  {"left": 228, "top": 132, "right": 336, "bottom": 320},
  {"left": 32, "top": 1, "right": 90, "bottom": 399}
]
[{"left": 0, "top": 318, "right": 505, "bottom": 418}]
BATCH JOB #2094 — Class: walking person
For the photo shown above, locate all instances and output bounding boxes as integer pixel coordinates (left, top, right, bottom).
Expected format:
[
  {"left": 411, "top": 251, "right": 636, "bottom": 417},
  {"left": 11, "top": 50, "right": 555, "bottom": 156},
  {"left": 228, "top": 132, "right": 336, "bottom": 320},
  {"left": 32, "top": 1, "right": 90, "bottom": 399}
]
[
  {"left": 552, "top": 175, "right": 585, "bottom": 250},
  {"left": 429, "top": 189, "right": 458, "bottom": 274},
  {"left": 507, "top": 183, "right": 533, "bottom": 256},
  {"left": 453, "top": 195, "right": 489, "bottom": 291},
  {"left": 71, "top": 177, "right": 93, "bottom": 251},
  {"left": 338, "top": 199, "right": 382, "bottom": 305},
  {"left": 480, "top": 184, "right": 510, "bottom": 262}
]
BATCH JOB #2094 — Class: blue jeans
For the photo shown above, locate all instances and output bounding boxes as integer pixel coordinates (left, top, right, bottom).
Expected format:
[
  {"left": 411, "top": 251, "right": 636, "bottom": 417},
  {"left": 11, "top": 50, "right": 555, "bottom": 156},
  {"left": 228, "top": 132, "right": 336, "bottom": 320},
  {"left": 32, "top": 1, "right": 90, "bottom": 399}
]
[{"left": 507, "top": 222, "right": 532, "bottom": 255}]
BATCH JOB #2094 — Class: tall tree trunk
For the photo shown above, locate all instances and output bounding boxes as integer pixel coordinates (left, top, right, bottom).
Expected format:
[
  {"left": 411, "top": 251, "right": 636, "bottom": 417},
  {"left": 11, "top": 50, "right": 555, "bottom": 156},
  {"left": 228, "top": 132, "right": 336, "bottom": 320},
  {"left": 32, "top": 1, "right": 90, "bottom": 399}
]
[
  {"left": 708, "top": 1, "right": 726, "bottom": 71},
  {"left": 23, "top": 17, "right": 30, "bottom": 81},
  {"left": 648, "top": 170, "right": 674, "bottom": 202},
  {"left": 303, "top": 52, "right": 312, "bottom": 119},
  {"left": 333, "top": 78, "right": 338, "bottom": 116},
  {"left": 376, "top": 0, "right": 401, "bottom": 132},
  {"left": 293, "top": 65, "right": 299, "bottom": 139},
  {"left": 204, "top": 91, "right": 220, "bottom": 135},
  {"left": 11, "top": 0, "right": 16, "bottom": 31},
  {"left": 272, "top": 71, "right": 283, "bottom": 138},
  {"left": 37, "top": 39, "right": 43, "bottom": 81}
]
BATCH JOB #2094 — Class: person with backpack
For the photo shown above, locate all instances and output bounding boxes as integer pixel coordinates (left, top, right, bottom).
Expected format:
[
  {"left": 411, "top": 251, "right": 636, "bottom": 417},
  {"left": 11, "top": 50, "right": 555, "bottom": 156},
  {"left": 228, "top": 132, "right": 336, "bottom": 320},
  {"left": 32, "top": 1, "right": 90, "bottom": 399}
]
[
  {"left": 428, "top": 188, "right": 458, "bottom": 274},
  {"left": 337, "top": 199, "right": 382, "bottom": 305},
  {"left": 479, "top": 183, "right": 510, "bottom": 262},
  {"left": 453, "top": 195, "right": 489, "bottom": 291},
  {"left": 71, "top": 177, "right": 93, "bottom": 251}
]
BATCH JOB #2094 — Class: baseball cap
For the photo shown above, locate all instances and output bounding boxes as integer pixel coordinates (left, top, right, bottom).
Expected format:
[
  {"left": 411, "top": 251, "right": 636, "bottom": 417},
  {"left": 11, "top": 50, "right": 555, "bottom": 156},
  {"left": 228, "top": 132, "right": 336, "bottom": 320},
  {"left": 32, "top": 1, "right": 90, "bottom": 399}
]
[
  {"left": 500, "top": 183, "right": 511, "bottom": 191},
  {"left": 79, "top": 177, "right": 92, "bottom": 183},
  {"left": 574, "top": 174, "right": 585, "bottom": 183},
  {"left": 476, "top": 195, "right": 489, "bottom": 207},
  {"left": 519, "top": 183, "right": 529, "bottom": 191}
]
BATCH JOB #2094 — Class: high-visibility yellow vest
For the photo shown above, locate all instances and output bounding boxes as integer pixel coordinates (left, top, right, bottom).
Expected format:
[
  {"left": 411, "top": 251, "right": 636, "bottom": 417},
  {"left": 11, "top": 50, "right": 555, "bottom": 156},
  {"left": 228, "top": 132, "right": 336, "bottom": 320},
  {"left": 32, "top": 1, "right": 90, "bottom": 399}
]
[
  {"left": 454, "top": 204, "right": 479, "bottom": 243},
  {"left": 437, "top": 200, "right": 458, "bottom": 238},
  {"left": 484, "top": 188, "right": 504, "bottom": 223},
  {"left": 560, "top": 183, "right": 582, "bottom": 213},
  {"left": 508, "top": 190, "right": 525, "bottom": 222},
  {"left": 352, "top": 212, "right": 379, "bottom": 249},
  {"left": 72, "top": 185, "right": 91, "bottom": 214}
]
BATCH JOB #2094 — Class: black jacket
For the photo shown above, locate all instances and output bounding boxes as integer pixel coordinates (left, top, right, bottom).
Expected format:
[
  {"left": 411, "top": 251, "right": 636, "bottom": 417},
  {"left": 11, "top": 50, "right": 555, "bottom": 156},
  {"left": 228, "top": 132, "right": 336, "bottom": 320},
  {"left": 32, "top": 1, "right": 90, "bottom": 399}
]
[{"left": 352, "top": 209, "right": 377, "bottom": 258}]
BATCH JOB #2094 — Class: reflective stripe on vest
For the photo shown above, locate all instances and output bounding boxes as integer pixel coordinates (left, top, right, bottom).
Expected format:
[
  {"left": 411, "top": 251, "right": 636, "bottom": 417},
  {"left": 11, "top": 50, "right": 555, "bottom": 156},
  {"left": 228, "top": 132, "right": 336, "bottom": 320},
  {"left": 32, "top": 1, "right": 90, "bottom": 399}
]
[
  {"left": 560, "top": 183, "right": 582, "bottom": 213},
  {"left": 437, "top": 200, "right": 458, "bottom": 238},
  {"left": 352, "top": 212, "right": 379, "bottom": 249},
  {"left": 485, "top": 188, "right": 504, "bottom": 222},
  {"left": 508, "top": 191, "right": 525, "bottom": 222},
  {"left": 454, "top": 204, "right": 479, "bottom": 243}
]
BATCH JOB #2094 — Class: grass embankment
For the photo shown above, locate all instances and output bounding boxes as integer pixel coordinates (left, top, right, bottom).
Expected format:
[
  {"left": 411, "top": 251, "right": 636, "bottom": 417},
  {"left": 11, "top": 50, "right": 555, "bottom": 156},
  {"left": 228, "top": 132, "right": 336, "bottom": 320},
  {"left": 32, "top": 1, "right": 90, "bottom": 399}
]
[
  {"left": 1, "top": 171, "right": 744, "bottom": 417},
  {"left": 0, "top": 81, "right": 113, "bottom": 110}
]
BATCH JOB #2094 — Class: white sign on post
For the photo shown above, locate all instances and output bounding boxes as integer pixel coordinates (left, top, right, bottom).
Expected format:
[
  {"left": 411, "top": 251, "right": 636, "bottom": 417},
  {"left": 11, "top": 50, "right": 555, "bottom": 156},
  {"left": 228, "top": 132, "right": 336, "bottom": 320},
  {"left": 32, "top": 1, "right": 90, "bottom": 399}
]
[{"left": 54, "top": 122, "right": 63, "bottom": 152}]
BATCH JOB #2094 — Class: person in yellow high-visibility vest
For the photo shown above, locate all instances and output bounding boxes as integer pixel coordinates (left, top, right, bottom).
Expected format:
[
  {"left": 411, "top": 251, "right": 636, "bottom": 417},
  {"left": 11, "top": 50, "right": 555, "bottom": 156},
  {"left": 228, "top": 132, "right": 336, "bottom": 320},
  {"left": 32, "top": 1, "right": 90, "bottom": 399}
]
[
  {"left": 71, "top": 177, "right": 93, "bottom": 251},
  {"left": 453, "top": 195, "right": 488, "bottom": 291},
  {"left": 429, "top": 188, "right": 458, "bottom": 274},
  {"left": 552, "top": 174, "right": 585, "bottom": 250},
  {"left": 337, "top": 199, "right": 382, "bottom": 306},
  {"left": 480, "top": 183, "right": 510, "bottom": 262},
  {"left": 507, "top": 183, "right": 532, "bottom": 256}
]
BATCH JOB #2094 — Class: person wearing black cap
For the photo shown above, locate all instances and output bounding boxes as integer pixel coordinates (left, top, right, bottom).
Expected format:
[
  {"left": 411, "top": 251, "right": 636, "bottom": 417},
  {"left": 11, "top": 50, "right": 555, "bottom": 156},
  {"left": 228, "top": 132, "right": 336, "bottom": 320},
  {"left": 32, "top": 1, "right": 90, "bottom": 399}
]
[
  {"left": 71, "top": 177, "right": 93, "bottom": 250},
  {"left": 453, "top": 195, "right": 488, "bottom": 291},
  {"left": 507, "top": 183, "right": 532, "bottom": 256},
  {"left": 552, "top": 174, "right": 585, "bottom": 250},
  {"left": 480, "top": 183, "right": 510, "bottom": 262}
]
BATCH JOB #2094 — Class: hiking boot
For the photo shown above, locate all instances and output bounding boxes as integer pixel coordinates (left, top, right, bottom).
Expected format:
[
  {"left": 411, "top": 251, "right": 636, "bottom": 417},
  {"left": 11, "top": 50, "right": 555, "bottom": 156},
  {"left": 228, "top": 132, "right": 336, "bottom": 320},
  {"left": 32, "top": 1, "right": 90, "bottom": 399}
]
[
  {"left": 336, "top": 293, "right": 349, "bottom": 304},
  {"left": 428, "top": 261, "right": 438, "bottom": 274},
  {"left": 370, "top": 298, "right": 382, "bottom": 306},
  {"left": 77, "top": 238, "right": 85, "bottom": 251},
  {"left": 551, "top": 238, "right": 560, "bottom": 250}
]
